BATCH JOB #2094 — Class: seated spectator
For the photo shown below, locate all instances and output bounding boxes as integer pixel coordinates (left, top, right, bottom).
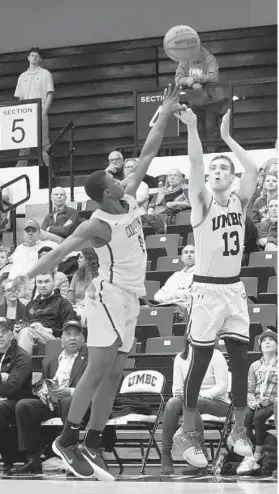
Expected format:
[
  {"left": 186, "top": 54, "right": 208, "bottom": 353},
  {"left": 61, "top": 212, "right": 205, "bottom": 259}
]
[
  {"left": 175, "top": 43, "right": 224, "bottom": 148},
  {"left": 41, "top": 187, "right": 80, "bottom": 243},
  {"left": 153, "top": 244, "right": 195, "bottom": 320},
  {"left": 237, "top": 329, "right": 277, "bottom": 475},
  {"left": 0, "top": 248, "right": 11, "bottom": 283},
  {"left": 0, "top": 279, "right": 26, "bottom": 328},
  {"left": 147, "top": 168, "right": 190, "bottom": 219},
  {"left": 0, "top": 318, "right": 32, "bottom": 472},
  {"left": 252, "top": 173, "right": 277, "bottom": 227},
  {"left": 161, "top": 337, "right": 230, "bottom": 474},
  {"left": 8, "top": 219, "right": 57, "bottom": 280},
  {"left": 258, "top": 198, "right": 277, "bottom": 251},
  {"left": 16, "top": 272, "right": 75, "bottom": 354},
  {"left": 33, "top": 246, "right": 69, "bottom": 298},
  {"left": 106, "top": 150, "right": 124, "bottom": 181},
  {"left": 14, "top": 320, "right": 87, "bottom": 473},
  {"left": 68, "top": 248, "right": 99, "bottom": 306},
  {"left": 123, "top": 158, "right": 149, "bottom": 215}
]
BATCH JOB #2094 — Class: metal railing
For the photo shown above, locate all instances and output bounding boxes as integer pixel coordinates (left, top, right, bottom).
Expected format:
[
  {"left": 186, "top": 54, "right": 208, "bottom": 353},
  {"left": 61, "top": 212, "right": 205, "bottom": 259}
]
[{"left": 47, "top": 120, "right": 75, "bottom": 212}]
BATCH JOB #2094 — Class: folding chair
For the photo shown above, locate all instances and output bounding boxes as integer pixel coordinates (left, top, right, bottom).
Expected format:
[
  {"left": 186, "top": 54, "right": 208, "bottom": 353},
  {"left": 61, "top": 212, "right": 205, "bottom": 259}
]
[
  {"left": 248, "top": 304, "right": 277, "bottom": 330},
  {"left": 240, "top": 277, "right": 258, "bottom": 302},
  {"left": 146, "top": 234, "right": 180, "bottom": 256},
  {"left": 267, "top": 276, "right": 277, "bottom": 293},
  {"left": 137, "top": 307, "right": 175, "bottom": 337},
  {"left": 144, "top": 280, "right": 160, "bottom": 302},
  {"left": 145, "top": 336, "right": 185, "bottom": 354},
  {"left": 249, "top": 251, "right": 277, "bottom": 272},
  {"left": 106, "top": 369, "right": 166, "bottom": 474},
  {"left": 156, "top": 256, "right": 184, "bottom": 272}
]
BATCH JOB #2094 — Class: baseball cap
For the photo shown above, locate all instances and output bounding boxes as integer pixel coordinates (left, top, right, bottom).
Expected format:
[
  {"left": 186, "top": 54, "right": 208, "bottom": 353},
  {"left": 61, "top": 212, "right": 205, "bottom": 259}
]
[
  {"left": 24, "top": 219, "right": 40, "bottom": 231},
  {"left": 0, "top": 317, "right": 13, "bottom": 332},
  {"left": 62, "top": 320, "right": 83, "bottom": 333},
  {"left": 259, "top": 329, "right": 277, "bottom": 346}
]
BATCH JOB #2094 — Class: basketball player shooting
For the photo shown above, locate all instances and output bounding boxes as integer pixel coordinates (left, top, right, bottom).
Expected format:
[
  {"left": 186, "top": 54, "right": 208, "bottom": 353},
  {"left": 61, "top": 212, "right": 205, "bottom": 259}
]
[
  {"left": 173, "top": 107, "right": 258, "bottom": 468},
  {"left": 13, "top": 84, "right": 182, "bottom": 481}
]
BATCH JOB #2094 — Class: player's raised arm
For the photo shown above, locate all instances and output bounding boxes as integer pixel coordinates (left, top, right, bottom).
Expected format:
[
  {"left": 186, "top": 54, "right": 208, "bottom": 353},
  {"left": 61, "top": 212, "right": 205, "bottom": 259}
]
[
  {"left": 176, "top": 107, "right": 211, "bottom": 207},
  {"left": 220, "top": 109, "right": 258, "bottom": 207},
  {"left": 123, "top": 84, "right": 182, "bottom": 196}
]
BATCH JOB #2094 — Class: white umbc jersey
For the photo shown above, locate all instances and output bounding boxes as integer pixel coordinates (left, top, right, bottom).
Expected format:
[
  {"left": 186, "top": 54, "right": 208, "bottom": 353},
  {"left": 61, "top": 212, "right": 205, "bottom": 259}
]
[
  {"left": 92, "top": 194, "right": 147, "bottom": 296},
  {"left": 193, "top": 193, "right": 245, "bottom": 277}
]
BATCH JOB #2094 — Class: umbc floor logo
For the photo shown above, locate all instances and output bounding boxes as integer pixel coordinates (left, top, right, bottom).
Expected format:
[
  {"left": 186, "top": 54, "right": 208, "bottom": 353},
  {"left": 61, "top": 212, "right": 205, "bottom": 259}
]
[{"left": 128, "top": 373, "right": 157, "bottom": 387}]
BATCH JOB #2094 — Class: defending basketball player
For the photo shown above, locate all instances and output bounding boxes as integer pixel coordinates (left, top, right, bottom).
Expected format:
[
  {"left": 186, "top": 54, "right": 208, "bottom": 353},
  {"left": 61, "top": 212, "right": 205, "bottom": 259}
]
[
  {"left": 173, "top": 107, "right": 258, "bottom": 467},
  {"left": 12, "top": 85, "right": 182, "bottom": 481}
]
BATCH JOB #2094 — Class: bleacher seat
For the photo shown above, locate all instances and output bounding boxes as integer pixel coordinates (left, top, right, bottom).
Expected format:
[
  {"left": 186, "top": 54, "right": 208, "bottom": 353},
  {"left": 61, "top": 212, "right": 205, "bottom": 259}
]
[
  {"left": 240, "top": 277, "right": 258, "bottom": 302},
  {"left": 267, "top": 276, "right": 277, "bottom": 294},
  {"left": 144, "top": 280, "right": 160, "bottom": 302},
  {"left": 257, "top": 293, "right": 278, "bottom": 305},
  {"left": 249, "top": 251, "right": 277, "bottom": 272},
  {"left": 248, "top": 322, "right": 263, "bottom": 351},
  {"left": 240, "top": 266, "right": 276, "bottom": 295},
  {"left": 145, "top": 270, "right": 173, "bottom": 288},
  {"left": 248, "top": 304, "right": 277, "bottom": 330},
  {"left": 137, "top": 307, "right": 175, "bottom": 337},
  {"left": 186, "top": 232, "right": 194, "bottom": 245},
  {"left": 145, "top": 234, "right": 180, "bottom": 256},
  {"left": 147, "top": 247, "right": 167, "bottom": 271},
  {"left": 156, "top": 256, "right": 184, "bottom": 272},
  {"left": 135, "top": 324, "right": 160, "bottom": 353},
  {"left": 175, "top": 211, "right": 191, "bottom": 225},
  {"left": 172, "top": 322, "right": 187, "bottom": 336},
  {"left": 145, "top": 336, "right": 185, "bottom": 354}
]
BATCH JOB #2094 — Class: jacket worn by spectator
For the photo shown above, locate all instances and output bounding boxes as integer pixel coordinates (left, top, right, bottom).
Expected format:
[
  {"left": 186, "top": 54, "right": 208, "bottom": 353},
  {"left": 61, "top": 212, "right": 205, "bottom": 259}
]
[
  {"left": 258, "top": 218, "right": 277, "bottom": 246},
  {"left": 0, "top": 299, "right": 26, "bottom": 327},
  {"left": 252, "top": 195, "right": 269, "bottom": 226},
  {"left": 247, "top": 356, "right": 277, "bottom": 408},
  {"left": 0, "top": 339, "right": 32, "bottom": 400},
  {"left": 41, "top": 205, "right": 80, "bottom": 239},
  {"left": 23, "top": 290, "right": 75, "bottom": 337}
]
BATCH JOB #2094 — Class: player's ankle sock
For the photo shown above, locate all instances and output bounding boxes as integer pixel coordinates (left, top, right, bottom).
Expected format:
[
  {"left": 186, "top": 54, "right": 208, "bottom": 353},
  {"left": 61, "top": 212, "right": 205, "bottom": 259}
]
[
  {"left": 182, "top": 407, "right": 197, "bottom": 433},
  {"left": 84, "top": 429, "right": 103, "bottom": 450},
  {"left": 59, "top": 420, "right": 80, "bottom": 447},
  {"left": 234, "top": 407, "right": 246, "bottom": 430}
]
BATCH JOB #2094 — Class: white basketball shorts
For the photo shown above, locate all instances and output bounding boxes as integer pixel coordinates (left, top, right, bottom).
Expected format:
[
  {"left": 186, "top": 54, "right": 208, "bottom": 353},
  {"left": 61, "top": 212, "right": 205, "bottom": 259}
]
[
  {"left": 85, "top": 277, "right": 140, "bottom": 353},
  {"left": 187, "top": 279, "right": 250, "bottom": 347}
]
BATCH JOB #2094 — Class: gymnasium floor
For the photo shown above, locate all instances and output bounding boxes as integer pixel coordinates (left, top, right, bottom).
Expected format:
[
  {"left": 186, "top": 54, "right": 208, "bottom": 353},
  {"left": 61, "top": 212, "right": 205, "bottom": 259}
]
[{"left": 0, "top": 467, "right": 277, "bottom": 494}]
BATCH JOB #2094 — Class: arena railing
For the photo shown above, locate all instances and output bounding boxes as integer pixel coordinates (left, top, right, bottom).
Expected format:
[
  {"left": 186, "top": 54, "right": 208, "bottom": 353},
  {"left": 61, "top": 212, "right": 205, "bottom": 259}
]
[{"left": 47, "top": 120, "right": 75, "bottom": 212}]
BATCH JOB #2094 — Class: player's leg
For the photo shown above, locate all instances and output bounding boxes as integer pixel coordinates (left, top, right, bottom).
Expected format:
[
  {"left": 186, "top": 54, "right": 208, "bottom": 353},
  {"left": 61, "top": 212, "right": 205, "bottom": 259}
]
[{"left": 173, "top": 283, "right": 224, "bottom": 467}]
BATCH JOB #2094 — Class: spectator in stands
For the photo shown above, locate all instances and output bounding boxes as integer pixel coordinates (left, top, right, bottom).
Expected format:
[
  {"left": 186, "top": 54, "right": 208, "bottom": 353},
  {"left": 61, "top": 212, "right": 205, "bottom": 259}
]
[
  {"left": 17, "top": 271, "right": 75, "bottom": 354},
  {"left": 0, "top": 248, "right": 11, "bottom": 282},
  {"left": 175, "top": 43, "right": 224, "bottom": 147},
  {"left": 161, "top": 337, "right": 230, "bottom": 475},
  {"left": 14, "top": 320, "right": 87, "bottom": 474},
  {"left": 0, "top": 279, "right": 26, "bottom": 329},
  {"left": 68, "top": 248, "right": 99, "bottom": 305},
  {"left": 258, "top": 198, "right": 277, "bottom": 251},
  {"left": 14, "top": 47, "right": 54, "bottom": 167},
  {"left": 147, "top": 168, "right": 190, "bottom": 218},
  {"left": 153, "top": 244, "right": 195, "bottom": 320},
  {"left": 32, "top": 246, "right": 69, "bottom": 298},
  {"left": 252, "top": 173, "right": 277, "bottom": 227},
  {"left": 8, "top": 219, "right": 57, "bottom": 280},
  {"left": 237, "top": 329, "right": 277, "bottom": 475},
  {"left": 0, "top": 318, "right": 32, "bottom": 472},
  {"left": 106, "top": 150, "right": 124, "bottom": 181},
  {"left": 40, "top": 187, "right": 80, "bottom": 243},
  {"left": 123, "top": 158, "right": 150, "bottom": 215}
]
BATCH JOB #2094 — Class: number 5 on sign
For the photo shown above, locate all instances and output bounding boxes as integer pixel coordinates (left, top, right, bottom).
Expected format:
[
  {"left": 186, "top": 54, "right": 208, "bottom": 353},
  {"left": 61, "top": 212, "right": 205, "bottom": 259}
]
[
  {"left": 0, "top": 102, "right": 39, "bottom": 151},
  {"left": 149, "top": 105, "right": 162, "bottom": 128}
]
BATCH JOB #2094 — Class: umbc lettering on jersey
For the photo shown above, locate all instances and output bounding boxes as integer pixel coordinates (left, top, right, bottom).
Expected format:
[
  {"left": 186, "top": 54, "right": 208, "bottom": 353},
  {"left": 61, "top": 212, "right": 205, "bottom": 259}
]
[
  {"left": 212, "top": 212, "right": 243, "bottom": 232},
  {"left": 125, "top": 217, "right": 142, "bottom": 238},
  {"left": 128, "top": 373, "right": 157, "bottom": 387}
]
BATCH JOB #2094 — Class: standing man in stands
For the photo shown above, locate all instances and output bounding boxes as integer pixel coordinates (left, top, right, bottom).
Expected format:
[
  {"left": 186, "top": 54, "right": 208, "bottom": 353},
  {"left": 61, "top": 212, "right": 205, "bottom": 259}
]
[{"left": 14, "top": 47, "right": 54, "bottom": 167}]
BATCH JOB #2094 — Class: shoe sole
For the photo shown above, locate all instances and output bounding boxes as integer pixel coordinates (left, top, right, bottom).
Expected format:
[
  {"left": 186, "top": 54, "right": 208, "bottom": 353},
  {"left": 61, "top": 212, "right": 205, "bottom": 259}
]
[
  {"left": 52, "top": 440, "right": 95, "bottom": 479},
  {"left": 173, "top": 436, "right": 208, "bottom": 468},
  {"left": 227, "top": 436, "right": 253, "bottom": 457},
  {"left": 81, "top": 450, "right": 115, "bottom": 482}
]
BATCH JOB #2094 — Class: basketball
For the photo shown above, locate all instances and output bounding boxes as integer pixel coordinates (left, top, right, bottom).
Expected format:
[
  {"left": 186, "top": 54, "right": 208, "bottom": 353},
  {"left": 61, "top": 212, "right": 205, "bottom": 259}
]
[{"left": 163, "top": 25, "right": 200, "bottom": 63}]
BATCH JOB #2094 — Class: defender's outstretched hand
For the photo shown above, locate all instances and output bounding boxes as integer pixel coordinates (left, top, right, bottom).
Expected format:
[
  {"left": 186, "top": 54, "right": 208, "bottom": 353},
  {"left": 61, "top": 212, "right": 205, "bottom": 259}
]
[
  {"left": 161, "top": 84, "right": 182, "bottom": 115},
  {"left": 220, "top": 109, "right": 231, "bottom": 141},
  {"left": 175, "top": 105, "right": 197, "bottom": 127}
]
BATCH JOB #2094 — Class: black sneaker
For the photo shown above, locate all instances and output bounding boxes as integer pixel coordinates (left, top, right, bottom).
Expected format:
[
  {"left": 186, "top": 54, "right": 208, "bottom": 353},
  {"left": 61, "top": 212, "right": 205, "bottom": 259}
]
[
  {"left": 52, "top": 436, "right": 95, "bottom": 479},
  {"left": 80, "top": 444, "right": 115, "bottom": 482}
]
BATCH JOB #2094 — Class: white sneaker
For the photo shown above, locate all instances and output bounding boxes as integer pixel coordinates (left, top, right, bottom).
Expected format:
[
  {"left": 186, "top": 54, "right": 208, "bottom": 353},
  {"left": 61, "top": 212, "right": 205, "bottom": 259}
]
[
  {"left": 227, "top": 427, "right": 253, "bottom": 457},
  {"left": 237, "top": 456, "right": 260, "bottom": 475},
  {"left": 173, "top": 427, "right": 208, "bottom": 468}
]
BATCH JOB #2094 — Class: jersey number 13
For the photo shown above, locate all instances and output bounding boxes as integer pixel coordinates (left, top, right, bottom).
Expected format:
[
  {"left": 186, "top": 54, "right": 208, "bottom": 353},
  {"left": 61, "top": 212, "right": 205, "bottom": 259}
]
[{"left": 222, "top": 231, "right": 240, "bottom": 256}]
